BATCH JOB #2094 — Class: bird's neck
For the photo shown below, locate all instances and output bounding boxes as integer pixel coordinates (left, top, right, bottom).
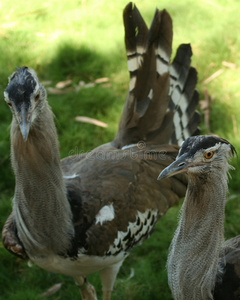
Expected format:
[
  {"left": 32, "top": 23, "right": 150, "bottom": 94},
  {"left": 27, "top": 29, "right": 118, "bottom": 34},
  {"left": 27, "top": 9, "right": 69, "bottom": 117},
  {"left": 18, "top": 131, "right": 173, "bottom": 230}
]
[
  {"left": 11, "top": 103, "right": 74, "bottom": 257},
  {"left": 167, "top": 172, "right": 228, "bottom": 300}
]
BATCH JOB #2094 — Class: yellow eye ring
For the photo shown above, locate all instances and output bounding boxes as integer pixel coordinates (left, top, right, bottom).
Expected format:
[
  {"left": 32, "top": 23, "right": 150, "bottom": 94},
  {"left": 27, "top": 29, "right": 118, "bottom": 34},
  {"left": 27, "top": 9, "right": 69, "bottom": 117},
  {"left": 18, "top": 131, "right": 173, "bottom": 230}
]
[{"left": 204, "top": 151, "right": 214, "bottom": 159}]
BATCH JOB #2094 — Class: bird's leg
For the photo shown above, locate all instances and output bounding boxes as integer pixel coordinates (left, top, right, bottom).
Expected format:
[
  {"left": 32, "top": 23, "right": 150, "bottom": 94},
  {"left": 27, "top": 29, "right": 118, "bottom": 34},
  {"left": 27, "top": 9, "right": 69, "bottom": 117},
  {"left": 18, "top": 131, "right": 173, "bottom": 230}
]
[
  {"left": 99, "top": 260, "right": 124, "bottom": 300},
  {"left": 74, "top": 276, "right": 97, "bottom": 300},
  {"left": 102, "top": 291, "right": 111, "bottom": 300}
]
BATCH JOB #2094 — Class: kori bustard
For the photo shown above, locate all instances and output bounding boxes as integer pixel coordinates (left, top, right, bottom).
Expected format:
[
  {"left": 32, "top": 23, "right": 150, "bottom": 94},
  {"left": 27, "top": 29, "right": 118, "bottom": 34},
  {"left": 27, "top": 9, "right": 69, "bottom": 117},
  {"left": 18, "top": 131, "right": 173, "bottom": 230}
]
[
  {"left": 159, "top": 135, "right": 238, "bottom": 300},
  {"left": 2, "top": 3, "right": 200, "bottom": 299}
]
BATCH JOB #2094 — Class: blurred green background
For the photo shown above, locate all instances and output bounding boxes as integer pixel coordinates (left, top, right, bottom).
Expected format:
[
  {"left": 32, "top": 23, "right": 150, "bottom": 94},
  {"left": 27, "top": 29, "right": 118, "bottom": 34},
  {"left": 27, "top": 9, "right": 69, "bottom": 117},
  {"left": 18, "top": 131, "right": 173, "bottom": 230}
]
[{"left": 1, "top": 0, "right": 240, "bottom": 299}]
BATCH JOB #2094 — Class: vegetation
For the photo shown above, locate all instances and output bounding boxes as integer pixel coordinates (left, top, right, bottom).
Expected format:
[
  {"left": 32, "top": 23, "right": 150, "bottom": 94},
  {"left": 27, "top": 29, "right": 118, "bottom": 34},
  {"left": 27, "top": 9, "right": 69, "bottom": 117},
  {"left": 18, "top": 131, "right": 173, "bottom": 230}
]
[{"left": 1, "top": 0, "right": 240, "bottom": 299}]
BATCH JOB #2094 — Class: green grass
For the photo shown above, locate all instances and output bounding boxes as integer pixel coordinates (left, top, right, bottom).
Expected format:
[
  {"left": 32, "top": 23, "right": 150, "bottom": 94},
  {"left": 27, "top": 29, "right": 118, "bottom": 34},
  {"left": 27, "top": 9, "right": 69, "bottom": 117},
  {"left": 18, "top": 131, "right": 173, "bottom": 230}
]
[{"left": 1, "top": 0, "right": 240, "bottom": 299}]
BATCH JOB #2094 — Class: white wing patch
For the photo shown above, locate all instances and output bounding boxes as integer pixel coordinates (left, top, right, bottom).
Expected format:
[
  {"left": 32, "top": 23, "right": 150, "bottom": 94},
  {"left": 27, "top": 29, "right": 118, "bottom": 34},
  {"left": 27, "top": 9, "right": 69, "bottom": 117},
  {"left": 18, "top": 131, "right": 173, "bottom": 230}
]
[
  {"left": 95, "top": 204, "right": 115, "bottom": 225},
  {"left": 63, "top": 174, "right": 79, "bottom": 179},
  {"left": 148, "top": 88, "right": 153, "bottom": 100},
  {"left": 121, "top": 143, "right": 138, "bottom": 150}
]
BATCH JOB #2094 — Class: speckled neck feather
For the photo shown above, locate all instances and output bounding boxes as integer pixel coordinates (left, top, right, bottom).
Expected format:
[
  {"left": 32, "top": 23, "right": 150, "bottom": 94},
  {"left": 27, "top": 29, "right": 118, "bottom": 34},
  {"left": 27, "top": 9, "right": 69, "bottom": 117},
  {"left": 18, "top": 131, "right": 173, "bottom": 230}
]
[
  {"left": 167, "top": 165, "right": 230, "bottom": 300},
  {"left": 11, "top": 102, "right": 74, "bottom": 257}
]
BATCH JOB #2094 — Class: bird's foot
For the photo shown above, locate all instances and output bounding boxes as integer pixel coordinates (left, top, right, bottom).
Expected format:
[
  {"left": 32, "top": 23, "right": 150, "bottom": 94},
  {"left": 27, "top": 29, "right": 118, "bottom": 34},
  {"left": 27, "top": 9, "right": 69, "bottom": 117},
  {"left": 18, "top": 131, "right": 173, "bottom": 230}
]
[
  {"left": 2, "top": 213, "right": 28, "bottom": 259},
  {"left": 75, "top": 276, "right": 97, "bottom": 300}
]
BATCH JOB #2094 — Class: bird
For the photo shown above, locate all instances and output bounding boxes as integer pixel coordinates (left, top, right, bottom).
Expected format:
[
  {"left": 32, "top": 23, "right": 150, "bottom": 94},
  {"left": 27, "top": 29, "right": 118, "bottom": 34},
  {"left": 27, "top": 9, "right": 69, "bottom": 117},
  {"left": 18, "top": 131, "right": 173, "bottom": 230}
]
[
  {"left": 1, "top": 2, "right": 200, "bottom": 300},
  {"left": 158, "top": 135, "right": 237, "bottom": 300}
]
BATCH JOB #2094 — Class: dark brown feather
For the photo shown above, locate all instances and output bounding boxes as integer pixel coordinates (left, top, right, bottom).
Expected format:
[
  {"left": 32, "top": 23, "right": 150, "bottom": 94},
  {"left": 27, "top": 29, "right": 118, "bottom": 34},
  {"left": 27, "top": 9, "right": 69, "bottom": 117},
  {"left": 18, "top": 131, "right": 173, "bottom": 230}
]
[
  {"left": 61, "top": 144, "right": 186, "bottom": 256},
  {"left": 214, "top": 236, "right": 240, "bottom": 300}
]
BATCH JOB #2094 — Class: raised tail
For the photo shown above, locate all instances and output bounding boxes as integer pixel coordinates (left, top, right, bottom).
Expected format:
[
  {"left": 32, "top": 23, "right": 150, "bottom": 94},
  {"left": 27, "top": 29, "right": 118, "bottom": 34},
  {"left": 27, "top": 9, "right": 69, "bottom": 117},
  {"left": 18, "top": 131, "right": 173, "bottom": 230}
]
[
  {"left": 169, "top": 44, "right": 201, "bottom": 145},
  {"left": 113, "top": 2, "right": 200, "bottom": 149}
]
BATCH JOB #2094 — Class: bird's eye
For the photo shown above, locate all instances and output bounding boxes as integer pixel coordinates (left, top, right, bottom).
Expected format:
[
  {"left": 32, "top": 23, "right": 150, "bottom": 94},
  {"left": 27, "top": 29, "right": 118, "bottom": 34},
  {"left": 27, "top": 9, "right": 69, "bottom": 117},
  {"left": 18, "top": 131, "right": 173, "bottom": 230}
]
[
  {"left": 204, "top": 151, "right": 214, "bottom": 159},
  {"left": 7, "top": 102, "right": 12, "bottom": 108},
  {"left": 35, "top": 93, "right": 40, "bottom": 101}
]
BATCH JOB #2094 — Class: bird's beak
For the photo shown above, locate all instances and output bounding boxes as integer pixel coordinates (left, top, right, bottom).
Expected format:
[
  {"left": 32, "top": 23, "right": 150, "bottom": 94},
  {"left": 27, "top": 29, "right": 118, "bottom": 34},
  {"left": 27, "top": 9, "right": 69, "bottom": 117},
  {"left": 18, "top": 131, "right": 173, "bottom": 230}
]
[
  {"left": 158, "top": 153, "right": 190, "bottom": 180},
  {"left": 17, "top": 105, "right": 31, "bottom": 141}
]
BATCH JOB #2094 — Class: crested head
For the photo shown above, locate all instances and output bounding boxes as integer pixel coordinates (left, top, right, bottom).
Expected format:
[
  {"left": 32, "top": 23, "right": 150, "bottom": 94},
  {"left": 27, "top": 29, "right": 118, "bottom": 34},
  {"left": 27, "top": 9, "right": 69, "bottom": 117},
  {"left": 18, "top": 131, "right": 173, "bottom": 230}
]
[
  {"left": 178, "top": 135, "right": 236, "bottom": 160},
  {"left": 4, "top": 67, "right": 47, "bottom": 141},
  {"left": 158, "top": 135, "right": 236, "bottom": 179},
  {"left": 4, "top": 67, "right": 45, "bottom": 109}
]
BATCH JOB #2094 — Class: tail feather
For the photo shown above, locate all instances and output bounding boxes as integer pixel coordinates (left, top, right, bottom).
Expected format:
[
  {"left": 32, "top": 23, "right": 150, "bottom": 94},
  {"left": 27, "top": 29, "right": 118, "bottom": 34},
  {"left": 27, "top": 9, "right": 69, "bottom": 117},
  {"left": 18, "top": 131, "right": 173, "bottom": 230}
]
[
  {"left": 149, "top": 9, "right": 172, "bottom": 76},
  {"left": 168, "top": 44, "right": 194, "bottom": 112},
  {"left": 186, "top": 90, "right": 201, "bottom": 137},
  {"left": 170, "top": 44, "right": 192, "bottom": 89},
  {"left": 187, "top": 90, "right": 200, "bottom": 120},
  {"left": 124, "top": 2, "right": 148, "bottom": 93},
  {"left": 188, "top": 112, "right": 201, "bottom": 136},
  {"left": 169, "top": 48, "right": 201, "bottom": 145},
  {"left": 113, "top": 3, "right": 200, "bottom": 149}
]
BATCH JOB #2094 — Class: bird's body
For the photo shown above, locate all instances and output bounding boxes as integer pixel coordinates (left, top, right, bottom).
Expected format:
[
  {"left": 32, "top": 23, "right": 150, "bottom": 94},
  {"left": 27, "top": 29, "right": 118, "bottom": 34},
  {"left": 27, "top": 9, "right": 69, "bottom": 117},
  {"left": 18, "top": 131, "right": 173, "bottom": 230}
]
[
  {"left": 2, "top": 3, "right": 200, "bottom": 299},
  {"left": 9, "top": 82, "right": 182, "bottom": 276},
  {"left": 158, "top": 135, "right": 236, "bottom": 300}
]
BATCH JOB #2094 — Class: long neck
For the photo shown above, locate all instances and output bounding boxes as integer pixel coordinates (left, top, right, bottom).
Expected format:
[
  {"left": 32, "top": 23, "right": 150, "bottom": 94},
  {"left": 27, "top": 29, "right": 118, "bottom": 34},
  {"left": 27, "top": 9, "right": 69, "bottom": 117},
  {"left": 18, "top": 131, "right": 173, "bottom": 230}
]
[
  {"left": 167, "top": 171, "right": 228, "bottom": 300},
  {"left": 11, "top": 102, "right": 74, "bottom": 257}
]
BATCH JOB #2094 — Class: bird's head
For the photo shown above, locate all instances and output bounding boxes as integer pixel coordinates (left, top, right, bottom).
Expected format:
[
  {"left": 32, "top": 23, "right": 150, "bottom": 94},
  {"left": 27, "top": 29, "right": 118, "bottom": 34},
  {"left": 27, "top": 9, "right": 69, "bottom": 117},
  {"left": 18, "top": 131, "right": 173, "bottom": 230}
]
[
  {"left": 4, "top": 67, "right": 46, "bottom": 141},
  {"left": 158, "top": 135, "right": 236, "bottom": 179}
]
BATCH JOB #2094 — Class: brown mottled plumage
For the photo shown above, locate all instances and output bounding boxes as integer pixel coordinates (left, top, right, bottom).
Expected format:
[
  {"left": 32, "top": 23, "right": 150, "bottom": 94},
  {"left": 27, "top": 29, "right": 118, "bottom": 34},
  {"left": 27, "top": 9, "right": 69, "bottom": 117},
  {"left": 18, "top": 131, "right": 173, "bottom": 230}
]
[{"left": 2, "top": 3, "right": 200, "bottom": 300}]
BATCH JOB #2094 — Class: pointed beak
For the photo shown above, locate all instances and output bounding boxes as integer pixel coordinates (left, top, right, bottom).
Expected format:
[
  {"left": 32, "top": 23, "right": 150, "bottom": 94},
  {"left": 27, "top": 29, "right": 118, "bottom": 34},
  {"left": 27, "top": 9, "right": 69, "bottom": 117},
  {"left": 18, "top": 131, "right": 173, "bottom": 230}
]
[
  {"left": 17, "top": 105, "right": 31, "bottom": 141},
  {"left": 157, "top": 153, "right": 190, "bottom": 180}
]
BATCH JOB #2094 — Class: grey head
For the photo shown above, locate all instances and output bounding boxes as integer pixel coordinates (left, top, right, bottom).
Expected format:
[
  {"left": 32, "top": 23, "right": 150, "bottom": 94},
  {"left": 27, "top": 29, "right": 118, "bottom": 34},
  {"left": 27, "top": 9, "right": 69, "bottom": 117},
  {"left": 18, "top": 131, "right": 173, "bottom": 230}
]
[
  {"left": 4, "top": 67, "right": 46, "bottom": 141},
  {"left": 158, "top": 135, "right": 236, "bottom": 179}
]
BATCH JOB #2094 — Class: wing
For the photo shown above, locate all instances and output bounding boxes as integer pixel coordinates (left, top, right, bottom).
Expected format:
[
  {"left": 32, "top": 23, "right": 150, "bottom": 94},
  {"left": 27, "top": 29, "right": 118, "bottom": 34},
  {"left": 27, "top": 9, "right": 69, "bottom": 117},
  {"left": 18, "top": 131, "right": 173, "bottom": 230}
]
[{"left": 62, "top": 144, "right": 187, "bottom": 257}]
